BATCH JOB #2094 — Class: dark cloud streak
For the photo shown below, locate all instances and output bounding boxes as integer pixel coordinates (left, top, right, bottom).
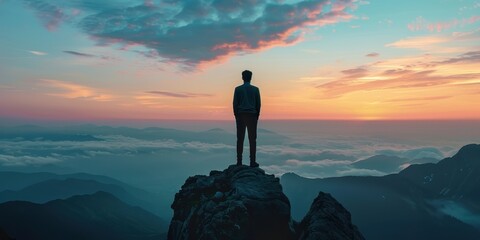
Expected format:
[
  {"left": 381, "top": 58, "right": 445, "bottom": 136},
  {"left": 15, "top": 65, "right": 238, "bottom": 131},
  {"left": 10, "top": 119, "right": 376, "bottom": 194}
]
[
  {"left": 146, "top": 91, "right": 213, "bottom": 98},
  {"left": 63, "top": 50, "right": 113, "bottom": 60},
  {"left": 437, "top": 51, "right": 480, "bottom": 65}
]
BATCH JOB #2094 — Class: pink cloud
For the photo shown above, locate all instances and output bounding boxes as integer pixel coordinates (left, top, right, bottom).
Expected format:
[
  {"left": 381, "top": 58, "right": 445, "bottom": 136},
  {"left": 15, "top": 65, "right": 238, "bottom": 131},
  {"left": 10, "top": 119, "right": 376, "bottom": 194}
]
[
  {"left": 408, "top": 16, "right": 480, "bottom": 32},
  {"left": 366, "top": 52, "right": 379, "bottom": 57},
  {"left": 315, "top": 51, "right": 480, "bottom": 98},
  {"left": 41, "top": 79, "right": 114, "bottom": 101}
]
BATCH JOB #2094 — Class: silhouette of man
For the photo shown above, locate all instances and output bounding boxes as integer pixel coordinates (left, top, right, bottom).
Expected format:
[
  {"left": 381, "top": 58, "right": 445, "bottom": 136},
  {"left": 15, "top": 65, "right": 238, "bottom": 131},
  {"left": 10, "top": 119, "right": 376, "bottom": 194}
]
[{"left": 233, "top": 70, "right": 261, "bottom": 167}]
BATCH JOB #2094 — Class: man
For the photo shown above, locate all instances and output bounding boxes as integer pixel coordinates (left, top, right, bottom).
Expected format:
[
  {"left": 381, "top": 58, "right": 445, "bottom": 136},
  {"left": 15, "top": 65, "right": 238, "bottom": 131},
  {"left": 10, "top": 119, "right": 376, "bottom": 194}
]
[{"left": 233, "top": 70, "right": 261, "bottom": 167}]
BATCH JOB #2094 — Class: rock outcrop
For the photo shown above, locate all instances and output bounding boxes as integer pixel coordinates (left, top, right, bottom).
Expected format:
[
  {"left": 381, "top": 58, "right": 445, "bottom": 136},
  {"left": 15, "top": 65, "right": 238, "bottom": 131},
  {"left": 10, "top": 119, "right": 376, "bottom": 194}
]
[
  {"left": 168, "top": 165, "right": 365, "bottom": 240},
  {"left": 0, "top": 227, "right": 12, "bottom": 240},
  {"left": 298, "top": 192, "right": 365, "bottom": 240}
]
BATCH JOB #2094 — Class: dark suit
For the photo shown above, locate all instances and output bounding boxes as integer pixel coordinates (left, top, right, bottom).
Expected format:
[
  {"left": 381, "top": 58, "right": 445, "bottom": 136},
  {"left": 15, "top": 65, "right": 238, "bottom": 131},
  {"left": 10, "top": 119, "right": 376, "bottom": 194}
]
[{"left": 233, "top": 82, "right": 261, "bottom": 164}]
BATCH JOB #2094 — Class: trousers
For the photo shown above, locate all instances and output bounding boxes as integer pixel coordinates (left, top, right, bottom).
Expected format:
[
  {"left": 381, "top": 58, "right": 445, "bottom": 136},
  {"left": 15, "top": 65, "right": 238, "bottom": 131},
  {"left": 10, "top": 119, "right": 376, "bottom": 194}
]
[{"left": 235, "top": 113, "right": 258, "bottom": 162}]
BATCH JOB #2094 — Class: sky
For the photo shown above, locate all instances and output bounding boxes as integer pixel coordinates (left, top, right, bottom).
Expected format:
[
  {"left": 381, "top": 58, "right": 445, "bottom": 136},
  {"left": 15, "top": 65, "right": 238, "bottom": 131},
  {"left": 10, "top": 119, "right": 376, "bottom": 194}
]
[{"left": 0, "top": 0, "right": 479, "bottom": 121}]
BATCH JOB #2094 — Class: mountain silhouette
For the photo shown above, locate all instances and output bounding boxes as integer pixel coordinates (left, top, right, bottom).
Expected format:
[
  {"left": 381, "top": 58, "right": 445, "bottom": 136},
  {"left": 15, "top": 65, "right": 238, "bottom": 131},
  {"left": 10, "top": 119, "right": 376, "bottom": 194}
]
[
  {"left": 351, "top": 154, "right": 439, "bottom": 173},
  {"left": 0, "top": 178, "right": 133, "bottom": 203},
  {"left": 282, "top": 144, "right": 480, "bottom": 240},
  {"left": 400, "top": 144, "right": 480, "bottom": 201},
  {"left": 0, "top": 191, "right": 167, "bottom": 240},
  {"left": 0, "top": 171, "right": 170, "bottom": 221}
]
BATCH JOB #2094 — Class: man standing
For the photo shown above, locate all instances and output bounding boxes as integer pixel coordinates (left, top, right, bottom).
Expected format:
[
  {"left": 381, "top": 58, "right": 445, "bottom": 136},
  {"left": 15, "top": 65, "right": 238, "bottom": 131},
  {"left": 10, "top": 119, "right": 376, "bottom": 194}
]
[{"left": 233, "top": 70, "right": 261, "bottom": 167}]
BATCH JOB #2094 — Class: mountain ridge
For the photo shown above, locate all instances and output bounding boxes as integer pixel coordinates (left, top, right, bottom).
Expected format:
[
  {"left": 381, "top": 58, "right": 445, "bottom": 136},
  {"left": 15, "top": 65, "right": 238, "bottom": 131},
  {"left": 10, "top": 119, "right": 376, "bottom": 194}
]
[
  {"left": 0, "top": 191, "right": 167, "bottom": 240},
  {"left": 281, "top": 143, "right": 480, "bottom": 240}
]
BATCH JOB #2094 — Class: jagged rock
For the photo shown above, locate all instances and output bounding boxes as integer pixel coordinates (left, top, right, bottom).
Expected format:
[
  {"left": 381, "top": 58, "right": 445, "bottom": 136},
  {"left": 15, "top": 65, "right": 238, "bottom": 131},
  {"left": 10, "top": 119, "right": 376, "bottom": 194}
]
[
  {"left": 168, "top": 165, "right": 295, "bottom": 240},
  {"left": 0, "top": 227, "right": 12, "bottom": 240},
  {"left": 298, "top": 192, "right": 365, "bottom": 240},
  {"left": 168, "top": 165, "right": 365, "bottom": 240}
]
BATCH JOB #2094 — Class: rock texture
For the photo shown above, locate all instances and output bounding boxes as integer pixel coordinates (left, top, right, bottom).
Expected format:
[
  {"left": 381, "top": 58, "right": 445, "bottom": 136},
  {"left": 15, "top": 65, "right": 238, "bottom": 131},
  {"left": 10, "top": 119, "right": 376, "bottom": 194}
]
[
  {"left": 0, "top": 227, "right": 12, "bottom": 240},
  {"left": 168, "top": 165, "right": 365, "bottom": 240},
  {"left": 168, "top": 165, "right": 294, "bottom": 240},
  {"left": 298, "top": 192, "right": 365, "bottom": 240}
]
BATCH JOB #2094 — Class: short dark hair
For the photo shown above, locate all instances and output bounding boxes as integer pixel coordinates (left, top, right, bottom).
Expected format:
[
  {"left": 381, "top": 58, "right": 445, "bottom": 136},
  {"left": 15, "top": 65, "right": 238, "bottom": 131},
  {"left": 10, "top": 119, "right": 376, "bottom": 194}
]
[{"left": 242, "top": 70, "right": 252, "bottom": 82}]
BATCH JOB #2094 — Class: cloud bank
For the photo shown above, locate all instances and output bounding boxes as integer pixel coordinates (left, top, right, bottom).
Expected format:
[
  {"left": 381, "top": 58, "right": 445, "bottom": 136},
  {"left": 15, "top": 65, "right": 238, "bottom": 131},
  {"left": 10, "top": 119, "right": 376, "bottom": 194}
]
[{"left": 24, "top": 0, "right": 356, "bottom": 67}]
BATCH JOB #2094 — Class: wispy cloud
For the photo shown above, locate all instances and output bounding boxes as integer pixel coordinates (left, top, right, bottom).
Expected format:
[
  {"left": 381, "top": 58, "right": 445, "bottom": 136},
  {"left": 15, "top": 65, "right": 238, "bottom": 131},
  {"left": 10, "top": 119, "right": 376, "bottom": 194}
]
[
  {"left": 386, "top": 35, "right": 448, "bottom": 50},
  {"left": 24, "top": 0, "right": 358, "bottom": 68},
  {"left": 384, "top": 96, "right": 452, "bottom": 102},
  {"left": 64, "top": 50, "right": 96, "bottom": 57},
  {"left": 0, "top": 154, "right": 61, "bottom": 166},
  {"left": 315, "top": 50, "right": 480, "bottom": 98},
  {"left": 146, "top": 91, "right": 213, "bottom": 98},
  {"left": 41, "top": 79, "right": 114, "bottom": 101},
  {"left": 29, "top": 50, "right": 47, "bottom": 56},
  {"left": 63, "top": 50, "right": 112, "bottom": 60},
  {"left": 24, "top": 0, "right": 65, "bottom": 31},
  {"left": 341, "top": 67, "right": 369, "bottom": 77},
  {"left": 408, "top": 16, "right": 480, "bottom": 32},
  {"left": 366, "top": 52, "right": 379, "bottom": 57},
  {"left": 436, "top": 51, "right": 480, "bottom": 64}
]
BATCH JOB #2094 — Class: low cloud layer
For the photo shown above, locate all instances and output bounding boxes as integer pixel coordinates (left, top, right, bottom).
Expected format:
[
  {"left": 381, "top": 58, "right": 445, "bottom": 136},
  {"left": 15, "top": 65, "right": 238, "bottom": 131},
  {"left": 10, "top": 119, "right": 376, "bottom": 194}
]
[
  {"left": 23, "top": 0, "right": 356, "bottom": 67},
  {"left": 0, "top": 123, "right": 465, "bottom": 179}
]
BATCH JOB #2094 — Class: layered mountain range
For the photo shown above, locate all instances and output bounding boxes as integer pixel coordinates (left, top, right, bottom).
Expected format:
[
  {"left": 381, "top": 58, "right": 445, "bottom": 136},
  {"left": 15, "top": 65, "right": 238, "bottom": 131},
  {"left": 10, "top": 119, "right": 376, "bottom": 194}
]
[
  {"left": 282, "top": 144, "right": 480, "bottom": 240},
  {"left": 0, "top": 143, "right": 478, "bottom": 239},
  {"left": 0, "top": 191, "right": 166, "bottom": 240},
  {"left": 0, "top": 172, "right": 169, "bottom": 239}
]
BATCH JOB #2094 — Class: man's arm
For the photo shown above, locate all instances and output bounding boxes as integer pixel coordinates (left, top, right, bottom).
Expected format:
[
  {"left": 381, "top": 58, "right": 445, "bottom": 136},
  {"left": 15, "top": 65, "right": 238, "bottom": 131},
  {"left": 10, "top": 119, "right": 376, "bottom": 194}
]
[
  {"left": 256, "top": 88, "right": 261, "bottom": 119},
  {"left": 233, "top": 88, "right": 239, "bottom": 116}
]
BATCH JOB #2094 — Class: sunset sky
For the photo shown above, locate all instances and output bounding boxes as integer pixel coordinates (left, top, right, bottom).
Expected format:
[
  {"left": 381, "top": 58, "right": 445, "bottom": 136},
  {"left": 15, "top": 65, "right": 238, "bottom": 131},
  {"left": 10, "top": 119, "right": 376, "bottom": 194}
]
[{"left": 1, "top": 0, "right": 479, "bottom": 120}]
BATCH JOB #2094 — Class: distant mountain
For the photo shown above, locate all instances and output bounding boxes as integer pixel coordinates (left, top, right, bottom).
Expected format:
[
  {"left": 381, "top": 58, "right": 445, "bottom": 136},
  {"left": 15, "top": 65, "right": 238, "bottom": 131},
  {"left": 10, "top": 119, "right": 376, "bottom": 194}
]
[
  {"left": 351, "top": 155, "right": 439, "bottom": 174},
  {"left": 281, "top": 144, "right": 480, "bottom": 240},
  {"left": 0, "top": 178, "right": 134, "bottom": 203},
  {"left": 0, "top": 191, "right": 167, "bottom": 240},
  {"left": 351, "top": 155, "right": 410, "bottom": 173},
  {"left": 0, "top": 124, "right": 288, "bottom": 145},
  {"left": 0, "top": 171, "right": 133, "bottom": 191},
  {"left": 0, "top": 172, "right": 171, "bottom": 222},
  {"left": 0, "top": 125, "right": 102, "bottom": 141},
  {"left": 400, "top": 144, "right": 480, "bottom": 201}
]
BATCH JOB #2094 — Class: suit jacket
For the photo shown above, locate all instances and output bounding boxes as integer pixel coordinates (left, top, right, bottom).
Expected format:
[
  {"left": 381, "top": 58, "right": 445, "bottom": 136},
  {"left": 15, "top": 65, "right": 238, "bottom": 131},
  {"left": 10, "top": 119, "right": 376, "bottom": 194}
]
[{"left": 233, "top": 82, "right": 261, "bottom": 117}]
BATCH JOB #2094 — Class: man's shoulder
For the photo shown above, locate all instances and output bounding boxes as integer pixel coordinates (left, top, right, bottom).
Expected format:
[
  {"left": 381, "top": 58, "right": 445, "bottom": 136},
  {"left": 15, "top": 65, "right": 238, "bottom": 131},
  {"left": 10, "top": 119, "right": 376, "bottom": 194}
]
[{"left": 235, "top": 84, "right": 259, "bottom": 90}]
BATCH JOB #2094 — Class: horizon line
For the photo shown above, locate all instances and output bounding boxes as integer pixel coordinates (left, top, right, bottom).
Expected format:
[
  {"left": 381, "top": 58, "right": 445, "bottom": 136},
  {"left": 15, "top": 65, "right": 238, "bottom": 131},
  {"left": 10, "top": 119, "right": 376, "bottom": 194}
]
[{"left": 1, "top": 117, "right": 480, "bottom": 123}]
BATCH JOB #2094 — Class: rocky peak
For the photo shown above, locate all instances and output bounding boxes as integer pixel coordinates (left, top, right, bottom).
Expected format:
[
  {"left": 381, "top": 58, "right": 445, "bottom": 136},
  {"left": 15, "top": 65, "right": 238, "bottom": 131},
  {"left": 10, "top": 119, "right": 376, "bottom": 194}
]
[
  {"left": 453, "top": 144, "right": 480, "bottom": 162},
  {"left": 399, "top": 143, "right": 480, "bottom": 200},
  {"left": 298, "top": 192, "right": 365, "bottom": 240},
  {"left": 168, "top": 165, "right": 365, "bottom": 240}
]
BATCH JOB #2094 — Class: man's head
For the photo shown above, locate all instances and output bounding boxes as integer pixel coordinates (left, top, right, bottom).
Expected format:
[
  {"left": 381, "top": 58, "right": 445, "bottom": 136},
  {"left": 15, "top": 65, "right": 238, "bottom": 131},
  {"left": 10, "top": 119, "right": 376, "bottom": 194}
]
[{"left": 242, "top": 70, "right": 252, "bottom": 82}]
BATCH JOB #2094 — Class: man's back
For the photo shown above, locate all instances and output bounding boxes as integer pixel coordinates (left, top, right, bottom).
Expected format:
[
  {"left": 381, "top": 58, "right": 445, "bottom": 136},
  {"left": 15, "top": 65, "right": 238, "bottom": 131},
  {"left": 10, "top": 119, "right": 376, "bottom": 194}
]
[{"left": 233, "top": 83, "right": 261, "bottom": 116}]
